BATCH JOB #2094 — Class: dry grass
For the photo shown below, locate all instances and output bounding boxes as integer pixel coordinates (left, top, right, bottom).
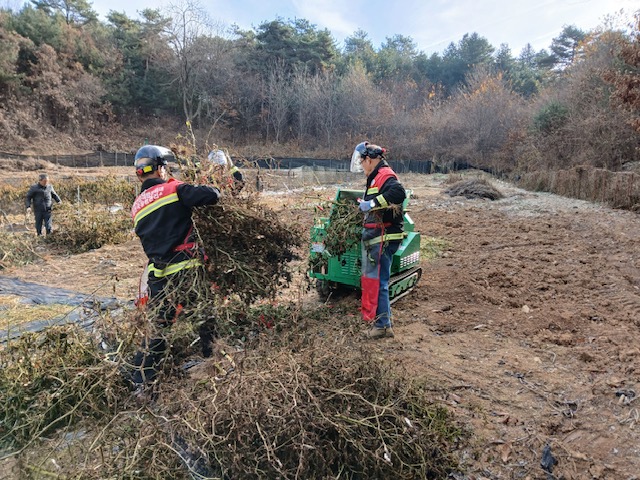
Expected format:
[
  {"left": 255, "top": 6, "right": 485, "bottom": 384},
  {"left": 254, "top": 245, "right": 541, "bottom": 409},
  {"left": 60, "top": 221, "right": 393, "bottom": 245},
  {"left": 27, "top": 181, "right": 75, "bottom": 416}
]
[
  {"left": 0, "top": 231, "right": 42, "bottom": 270},
  {"left": 519, "top": 165, "right": 640, "bottom": 211},
  {"left": 0, "top": 295, "right": 74, "bottom": 329},
  {"left": 421, "top": 236, "right": 452, "bottom": 260}
]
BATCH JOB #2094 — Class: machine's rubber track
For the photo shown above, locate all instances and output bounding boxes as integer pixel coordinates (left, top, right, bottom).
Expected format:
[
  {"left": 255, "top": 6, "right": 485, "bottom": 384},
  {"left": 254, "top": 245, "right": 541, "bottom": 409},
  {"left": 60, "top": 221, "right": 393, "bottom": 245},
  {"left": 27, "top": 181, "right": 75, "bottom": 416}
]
[{"left": 389, "top": 266, "right": 422, "bottom": 304}]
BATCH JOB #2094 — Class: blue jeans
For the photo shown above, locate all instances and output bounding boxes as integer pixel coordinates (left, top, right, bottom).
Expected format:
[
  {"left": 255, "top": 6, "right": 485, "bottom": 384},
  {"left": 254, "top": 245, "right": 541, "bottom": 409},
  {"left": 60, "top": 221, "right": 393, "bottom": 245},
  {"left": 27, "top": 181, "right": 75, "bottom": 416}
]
[{"left": 362, "top": 241, "right": 400, "bottom": 328}]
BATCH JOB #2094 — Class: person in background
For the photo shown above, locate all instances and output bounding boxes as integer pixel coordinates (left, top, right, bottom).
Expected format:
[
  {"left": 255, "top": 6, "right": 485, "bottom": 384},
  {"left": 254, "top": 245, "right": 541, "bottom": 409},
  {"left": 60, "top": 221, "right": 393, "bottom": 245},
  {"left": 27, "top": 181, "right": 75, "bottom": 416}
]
[
  {"left": 208, "top": 148, "right": 245, "bottom": 195},
  {"left": 25, "top": 173, "right": 61, "bottom": 236},
  {"left": 130, "top": 145, "right": 221, "bottom": 389},
  {"left": 351, "top": 141, "right": 406, "bottom": 339}
]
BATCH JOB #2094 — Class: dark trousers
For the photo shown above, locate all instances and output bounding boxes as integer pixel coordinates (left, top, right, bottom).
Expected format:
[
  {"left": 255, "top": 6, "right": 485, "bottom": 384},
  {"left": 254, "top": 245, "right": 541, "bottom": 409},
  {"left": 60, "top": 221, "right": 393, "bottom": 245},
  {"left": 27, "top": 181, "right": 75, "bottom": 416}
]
[
  {"left": 131, "top": 267, "right": 215, "bottom": 385},
  {"left": 34, "top": 209, "right": 52, "bottom": 235},
  {"left": 131, "top": 272, "right": 174, "bottom": 385}
]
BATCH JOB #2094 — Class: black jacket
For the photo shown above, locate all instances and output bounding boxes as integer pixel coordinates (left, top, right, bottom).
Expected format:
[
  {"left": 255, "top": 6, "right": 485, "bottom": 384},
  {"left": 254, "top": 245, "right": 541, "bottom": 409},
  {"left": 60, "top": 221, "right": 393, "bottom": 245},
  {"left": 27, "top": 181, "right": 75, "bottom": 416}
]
[
  {"left": 132, "top": 178, "right": 220, "bottom": 265},
  {"left": 25, "top": 183, "right": 61, "bottom": 212},
  {"left": 362, "top": 160, "right": 406, "bottom": 243}
]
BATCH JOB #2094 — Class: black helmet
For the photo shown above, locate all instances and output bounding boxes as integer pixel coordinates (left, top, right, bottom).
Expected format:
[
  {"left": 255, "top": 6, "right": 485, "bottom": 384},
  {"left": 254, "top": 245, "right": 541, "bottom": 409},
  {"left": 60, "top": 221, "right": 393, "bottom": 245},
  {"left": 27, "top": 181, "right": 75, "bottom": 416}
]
[
  {"left": 358, "top": 141, "right": 386, "bottom": 160},
  {"left": 134, "top": 145, "right": 172, "bottom": 175}
]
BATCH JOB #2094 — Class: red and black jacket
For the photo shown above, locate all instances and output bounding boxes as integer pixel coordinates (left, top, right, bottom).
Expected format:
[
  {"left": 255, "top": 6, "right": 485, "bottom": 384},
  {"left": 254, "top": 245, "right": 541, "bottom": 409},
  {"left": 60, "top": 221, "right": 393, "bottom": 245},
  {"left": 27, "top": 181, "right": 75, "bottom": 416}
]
[
  {"left": 362, "top": 161, "right": 406, "bottom": 246},
  {"left": 131, "top": 178, "right": 220, "bottom": 266}
]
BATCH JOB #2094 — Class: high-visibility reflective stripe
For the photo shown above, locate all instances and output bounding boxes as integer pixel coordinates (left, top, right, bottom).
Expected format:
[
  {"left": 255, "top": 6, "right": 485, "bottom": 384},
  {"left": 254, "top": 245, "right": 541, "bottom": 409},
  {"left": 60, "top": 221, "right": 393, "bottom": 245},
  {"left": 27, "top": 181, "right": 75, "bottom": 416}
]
[
  {"left": 375, "top": 194, "right": 388, "bottom": 208},
  {"left": 229, "top": 166, "right": 239, "bottom": 174},
  {"left": 148, "top": 258, "right": 202, "bottom": 277},
  {"left": 133, "top": 193, "right": 179, "bottom": 228},
  {"left": 363, "top": 232, "right": 406, "bottom": 247},
  {"left": 366, "top": 187, "right": 379, "bottom": 195}
]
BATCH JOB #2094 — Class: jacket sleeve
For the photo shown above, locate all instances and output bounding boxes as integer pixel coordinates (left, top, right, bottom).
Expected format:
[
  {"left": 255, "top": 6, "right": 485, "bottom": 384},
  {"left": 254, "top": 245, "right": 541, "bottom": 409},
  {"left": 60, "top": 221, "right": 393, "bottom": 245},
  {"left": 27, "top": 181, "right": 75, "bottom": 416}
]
[
  {"left": 176, "top": 183, "right": 221, "bottom": 208},
  {"left": 51, "top": 187, "right": 61, "bottom": 203},
  {"left": 25, "top": 186, "right": 34, "bottom": 208},
  {"left": 374, "top": 177, "right": 406, "bottom": 209}
]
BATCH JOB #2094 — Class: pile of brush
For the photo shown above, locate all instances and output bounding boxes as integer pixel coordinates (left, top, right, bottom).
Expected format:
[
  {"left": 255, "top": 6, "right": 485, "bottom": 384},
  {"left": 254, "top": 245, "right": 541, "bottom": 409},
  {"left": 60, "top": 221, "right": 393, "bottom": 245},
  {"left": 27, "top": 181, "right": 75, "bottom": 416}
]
[
  {"left": 444, "top": 177, "right": 504, "bottom": 200},
  {"left": 0, "top": 313, "right": 467, "bottom": 479},
  {"left": 44, "top": 203, "right": 133, "bottom": 253}
]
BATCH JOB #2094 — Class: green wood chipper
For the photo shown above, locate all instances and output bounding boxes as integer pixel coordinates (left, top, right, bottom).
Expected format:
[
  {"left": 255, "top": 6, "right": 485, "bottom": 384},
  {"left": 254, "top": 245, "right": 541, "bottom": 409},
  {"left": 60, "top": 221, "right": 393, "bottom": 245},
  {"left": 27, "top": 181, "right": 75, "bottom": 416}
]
[{"left": 308, "top": 188, "right": 422, "bottom": 301}]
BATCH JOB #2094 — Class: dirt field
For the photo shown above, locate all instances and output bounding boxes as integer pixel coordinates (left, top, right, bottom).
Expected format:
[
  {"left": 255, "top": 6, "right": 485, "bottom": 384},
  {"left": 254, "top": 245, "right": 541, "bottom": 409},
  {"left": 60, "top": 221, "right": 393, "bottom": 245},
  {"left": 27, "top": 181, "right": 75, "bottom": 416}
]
[{"left": 3, "top": 171, "right": 640, "bottom": 479}]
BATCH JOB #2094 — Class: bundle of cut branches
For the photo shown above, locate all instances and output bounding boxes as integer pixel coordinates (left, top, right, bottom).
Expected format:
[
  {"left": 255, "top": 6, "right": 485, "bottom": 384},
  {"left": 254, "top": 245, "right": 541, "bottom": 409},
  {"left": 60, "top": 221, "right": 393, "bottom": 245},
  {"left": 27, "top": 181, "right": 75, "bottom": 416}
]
[
  {"left": 2, "top": 306, "right": 467, "bottom": 479},
  {"left": 193, "top": 195, "right": 303, "bottom": 304},
  {"left": 323, "top": 199, "right": 362, "bottom": 257},
  {"left": 169, "top": 141, "right": 304, "bottom": 304},
  {"left": 0, "top": 323, "right": 132, "bottom": 449}
]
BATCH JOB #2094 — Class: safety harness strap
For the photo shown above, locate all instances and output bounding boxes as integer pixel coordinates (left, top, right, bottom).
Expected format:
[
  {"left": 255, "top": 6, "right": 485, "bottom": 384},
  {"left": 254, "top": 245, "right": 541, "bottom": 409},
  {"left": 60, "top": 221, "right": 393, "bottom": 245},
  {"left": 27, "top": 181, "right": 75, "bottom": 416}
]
[{"left": 364, "top": 222, "right": 392, "bottom": 228}]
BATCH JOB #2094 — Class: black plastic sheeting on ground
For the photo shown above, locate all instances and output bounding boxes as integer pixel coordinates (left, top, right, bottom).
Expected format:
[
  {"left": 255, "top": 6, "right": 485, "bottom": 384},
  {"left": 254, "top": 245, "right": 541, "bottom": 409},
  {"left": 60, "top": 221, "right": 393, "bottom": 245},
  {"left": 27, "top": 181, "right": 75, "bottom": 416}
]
[{"left": 0, "top": 276, "right": 126, "bottom": 343}]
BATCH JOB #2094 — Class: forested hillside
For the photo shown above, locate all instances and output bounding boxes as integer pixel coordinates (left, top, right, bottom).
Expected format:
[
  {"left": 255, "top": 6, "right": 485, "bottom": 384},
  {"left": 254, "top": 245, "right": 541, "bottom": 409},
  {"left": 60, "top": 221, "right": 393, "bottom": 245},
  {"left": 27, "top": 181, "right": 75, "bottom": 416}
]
[{"left": 0, "top": 1, "right": 639, "bottom": 177}]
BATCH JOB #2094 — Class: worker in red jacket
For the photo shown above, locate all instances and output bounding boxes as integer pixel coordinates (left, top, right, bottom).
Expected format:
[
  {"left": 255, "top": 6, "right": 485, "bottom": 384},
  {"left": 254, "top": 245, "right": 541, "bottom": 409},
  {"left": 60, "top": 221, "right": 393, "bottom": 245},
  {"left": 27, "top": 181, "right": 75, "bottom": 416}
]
[
  {"left": 351, "top": 141, "right": 406, "bottom": 339},
  {"left": 130, "top": 145, "right": 221, "bottom": 388}
]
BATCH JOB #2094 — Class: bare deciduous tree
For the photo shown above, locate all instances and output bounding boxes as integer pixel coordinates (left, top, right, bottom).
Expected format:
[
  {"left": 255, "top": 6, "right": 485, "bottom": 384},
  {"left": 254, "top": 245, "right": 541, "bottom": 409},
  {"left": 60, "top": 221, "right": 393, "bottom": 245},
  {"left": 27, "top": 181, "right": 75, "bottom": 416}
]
[
  {"left": 265, "top": 61, "right": 292, "bottom": 143},
  {"left": 164, "top": 0, "right": 228, "bottom": 124}
]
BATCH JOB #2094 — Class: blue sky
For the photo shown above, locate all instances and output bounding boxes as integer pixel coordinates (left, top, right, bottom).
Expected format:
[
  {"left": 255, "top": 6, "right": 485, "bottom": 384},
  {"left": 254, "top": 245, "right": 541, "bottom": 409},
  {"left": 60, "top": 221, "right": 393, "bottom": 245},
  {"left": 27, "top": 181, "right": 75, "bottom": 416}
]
[{"left": 5, "top": 0, "right": 638, "bottom": 55}]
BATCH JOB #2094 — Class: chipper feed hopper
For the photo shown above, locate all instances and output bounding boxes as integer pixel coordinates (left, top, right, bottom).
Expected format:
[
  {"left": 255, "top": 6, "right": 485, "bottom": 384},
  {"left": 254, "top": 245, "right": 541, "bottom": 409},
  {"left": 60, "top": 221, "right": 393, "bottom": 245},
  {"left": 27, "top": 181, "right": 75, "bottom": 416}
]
[{"left": 308, "top": 188, "right": 422, "bottom": 301}]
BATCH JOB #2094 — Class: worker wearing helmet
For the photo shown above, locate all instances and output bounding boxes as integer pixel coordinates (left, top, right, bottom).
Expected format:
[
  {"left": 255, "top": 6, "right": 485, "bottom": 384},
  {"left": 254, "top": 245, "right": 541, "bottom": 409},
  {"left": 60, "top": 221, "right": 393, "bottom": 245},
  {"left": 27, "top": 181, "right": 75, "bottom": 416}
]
[
  {"left": 351, "top": 141, "right": 406, "bottom": 339},
  {"left": 130, "top": 145, "right": 221, "bottom": 388},
  {"left": 208, "top": 148, "right": 245, "bottom": 195}
]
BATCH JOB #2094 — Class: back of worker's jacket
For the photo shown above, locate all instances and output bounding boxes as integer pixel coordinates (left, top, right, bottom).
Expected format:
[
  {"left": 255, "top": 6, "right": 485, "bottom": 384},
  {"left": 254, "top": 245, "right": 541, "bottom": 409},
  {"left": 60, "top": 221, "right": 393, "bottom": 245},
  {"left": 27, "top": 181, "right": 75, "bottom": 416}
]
[{"left": 131, "top": 178, "right": 220, "bottom": 266}]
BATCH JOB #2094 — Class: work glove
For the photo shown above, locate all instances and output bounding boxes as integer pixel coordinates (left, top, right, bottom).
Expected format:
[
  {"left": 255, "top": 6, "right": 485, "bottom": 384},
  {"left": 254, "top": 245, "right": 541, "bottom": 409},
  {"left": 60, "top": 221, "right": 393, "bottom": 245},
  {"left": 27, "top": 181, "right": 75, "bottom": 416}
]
[
  {"left": 26, "top": 207, "right": 31, "bottom": 214},
  {"left": 358, "top": 198, "right": 375, "bottom": 212}
]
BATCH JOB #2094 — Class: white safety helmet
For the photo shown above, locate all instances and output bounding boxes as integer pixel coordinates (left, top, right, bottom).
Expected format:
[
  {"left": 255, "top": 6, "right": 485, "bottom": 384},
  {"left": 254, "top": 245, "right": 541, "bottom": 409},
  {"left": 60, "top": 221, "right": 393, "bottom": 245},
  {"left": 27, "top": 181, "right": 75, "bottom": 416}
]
[{"left": 208, "top": 149, "right": 228, "bottom": 166}]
